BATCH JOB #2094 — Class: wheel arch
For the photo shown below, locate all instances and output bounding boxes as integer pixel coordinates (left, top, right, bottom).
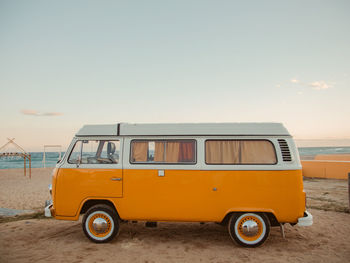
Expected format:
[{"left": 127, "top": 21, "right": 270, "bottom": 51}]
[
  {"left": 79, "top": 199, "right": 120, "bottom": 218},
  {"left": 221, "top": 210, "right": 279, "bottom": 227}
]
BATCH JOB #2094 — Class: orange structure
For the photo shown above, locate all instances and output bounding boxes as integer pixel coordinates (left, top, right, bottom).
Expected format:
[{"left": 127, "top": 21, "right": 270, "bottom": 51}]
[
  {"left": 314, "top": 154, "right": 350, "bottom": 161},
  {"left": 301, "top": 154, "right": 350, "bottom": 180}
]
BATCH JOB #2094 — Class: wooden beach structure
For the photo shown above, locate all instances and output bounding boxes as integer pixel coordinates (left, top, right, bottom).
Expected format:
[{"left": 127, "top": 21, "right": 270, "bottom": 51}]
[
  {"left": 0, "top": 138, "right": 31, "bottom": 178},
  {"left": 42, "top": 144, "right": 62, "bottom": 168}
]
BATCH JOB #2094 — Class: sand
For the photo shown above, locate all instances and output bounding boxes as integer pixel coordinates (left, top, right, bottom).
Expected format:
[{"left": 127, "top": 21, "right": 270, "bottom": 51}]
[
  {"left": 0, "top": 168, "right": 52, "bottom": 211},
  {"left": 0, "top": 168, "right": 350, "bottom": 262}
]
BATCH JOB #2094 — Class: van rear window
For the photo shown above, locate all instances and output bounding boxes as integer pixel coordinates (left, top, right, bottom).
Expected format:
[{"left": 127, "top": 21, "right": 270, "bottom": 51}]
[
  {"left": 205, "top": 140, "right": 276, "bottom": 165},
  {"left": 130, "top": 140, "right": 196, "bottom": 164}
]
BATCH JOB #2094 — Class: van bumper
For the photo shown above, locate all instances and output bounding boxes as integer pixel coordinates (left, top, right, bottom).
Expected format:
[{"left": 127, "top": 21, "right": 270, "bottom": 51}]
[
  {"left": 44, "top": 200, "right": 54, "bottom": 217},
  {"left": 297, "top": 211, "right": 313, "bottom": 226}
]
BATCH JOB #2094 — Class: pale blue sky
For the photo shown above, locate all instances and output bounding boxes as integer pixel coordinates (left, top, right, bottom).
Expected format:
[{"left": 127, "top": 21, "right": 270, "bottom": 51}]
[{"left": 0, "top": 1, "right": 349, "bottom": 150}]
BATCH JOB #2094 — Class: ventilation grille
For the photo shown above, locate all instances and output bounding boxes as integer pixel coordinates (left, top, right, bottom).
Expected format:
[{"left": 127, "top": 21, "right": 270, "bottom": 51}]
[{"left": 278, "top": 139, "right": 292, "bottom": 161}]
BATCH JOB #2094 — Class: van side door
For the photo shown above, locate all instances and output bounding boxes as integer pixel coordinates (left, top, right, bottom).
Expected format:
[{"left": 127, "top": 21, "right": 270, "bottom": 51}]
[{"left": 55, "top": 138, "right": 123, "bottom": 217}]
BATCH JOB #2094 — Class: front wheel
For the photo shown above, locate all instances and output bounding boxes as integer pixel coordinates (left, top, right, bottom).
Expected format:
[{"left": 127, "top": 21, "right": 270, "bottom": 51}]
[
  {"left": 82, "top": 204, "right": 120, "bottom": 243},
  {"left": 228, "top": 212, "right": 270, "bottom": 247}
]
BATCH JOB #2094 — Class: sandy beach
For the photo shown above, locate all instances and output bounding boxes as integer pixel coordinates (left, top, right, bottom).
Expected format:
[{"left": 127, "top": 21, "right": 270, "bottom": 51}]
[
  {"left": 0, "top": 168, "right": 349, "bottom": 262},
  {"left": 0, "top": 168, "right": 52, "bottom": 211}
]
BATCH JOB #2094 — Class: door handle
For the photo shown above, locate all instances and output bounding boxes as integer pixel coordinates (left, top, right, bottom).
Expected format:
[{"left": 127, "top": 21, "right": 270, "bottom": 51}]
[{"left": 111, "top": 177, "right": 122, "bottom": 181}]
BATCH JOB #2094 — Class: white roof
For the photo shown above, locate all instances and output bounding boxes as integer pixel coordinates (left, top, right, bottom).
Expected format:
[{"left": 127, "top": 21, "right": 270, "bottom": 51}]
[
  {"left": 76, "top": 124, "right": 119, "bottom": 136},
  {"left": 76, "top": 123, "right": 290, "bottom": 136}
]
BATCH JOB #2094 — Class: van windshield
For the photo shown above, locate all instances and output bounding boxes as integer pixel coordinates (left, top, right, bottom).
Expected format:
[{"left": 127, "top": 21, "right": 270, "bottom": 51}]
[{"left": 68, "top": 140, "right": 120, "bottom": 164}]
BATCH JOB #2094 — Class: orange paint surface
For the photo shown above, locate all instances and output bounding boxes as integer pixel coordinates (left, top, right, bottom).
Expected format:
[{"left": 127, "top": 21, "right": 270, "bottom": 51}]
[
  {"left": 52, "top": 168, "right": 305, "bottom": 224},
  {"left": 54, "top": 168, "right": 123, "bottom": 217},
  {"left": 301, "top": 160, "right": 350, "bottom": 180},
  {"left": 314, "top": 154, "right": 350, "bottom": 161}
]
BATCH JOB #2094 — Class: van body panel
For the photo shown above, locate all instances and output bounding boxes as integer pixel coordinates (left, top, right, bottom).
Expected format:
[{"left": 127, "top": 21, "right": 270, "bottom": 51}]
[
  {"left": 53, "top": 168, "right": 305, "bottom": 223},
  {"left": 113, "top": 169, "right": 304, "bottom": 223},
  {"left": 55, "top": 168, "right": 123, "bottom": 216}
]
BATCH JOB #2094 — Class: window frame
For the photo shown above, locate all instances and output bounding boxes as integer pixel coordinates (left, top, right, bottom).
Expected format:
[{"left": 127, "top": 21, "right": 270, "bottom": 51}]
[
  {"left": 67, "top": 140, "right": 82, "bottom": 164},
  {"left": 204, "top": 139, "right": 278, "bottom": 165},
  {"left": 67, "top": 139, "right": 120, "bottom": 165},
  {"left": 129, "top": 139, "right": 197, "bottom": 165}
]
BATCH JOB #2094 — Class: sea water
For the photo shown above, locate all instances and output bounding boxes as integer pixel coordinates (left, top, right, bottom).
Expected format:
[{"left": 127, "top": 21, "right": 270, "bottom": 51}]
[
  {"left": 298, "top": 146, "right": 350, "bottom": 157},
  {"left": 1, "top": 147, "right": 350, "bottom": 169},
  {"left": 0, "top": 152, "right": 65, "bottom": 169}
]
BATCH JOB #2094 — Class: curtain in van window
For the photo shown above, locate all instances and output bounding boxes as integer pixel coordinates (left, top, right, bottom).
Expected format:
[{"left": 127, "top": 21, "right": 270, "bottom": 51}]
[
  {"left": 206, "top": 141, "right": 220, "bottom": 163},
  {"left": 240, "top": 141, "right": 276, "bottom": 164},
  {"left": 132, "top": 140, "right": 195, "bottom": 163},
  {"left": 179, "top": 141, "right": 195, "bottom": 162},
  {"left": 165, "top": 142, "right": 180, "bottom": 162},
  {"left": 154, "top": 141, "right": 195, "bottom": 163},
  {"left": 206, "top": 140, "right": 277, "bottom": 164},
  {"left": 222, "top": 141, "right": 240, "bottom": 163},
  {"left": 132, "top": 142, "right": 148, "bottom": 162},
  {"left": 206, "top": 140, "right": 240, "bottom": 164},
  {"left": 154, "top": 142, "right": 165, "bottom": 162}
]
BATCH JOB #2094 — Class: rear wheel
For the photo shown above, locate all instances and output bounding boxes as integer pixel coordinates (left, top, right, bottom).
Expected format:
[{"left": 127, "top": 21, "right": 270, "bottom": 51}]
[
  {"left": 82, "top": 204, "right": 119, "bottom": 243},
  {"left": 228, "top": 212, "right": 270, "bottom": 247}
]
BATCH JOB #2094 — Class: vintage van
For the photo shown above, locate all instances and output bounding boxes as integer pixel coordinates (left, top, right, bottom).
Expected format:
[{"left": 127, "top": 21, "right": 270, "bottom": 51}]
[{"left": 45, "top": 123, "right": 312, "bottom": 247}]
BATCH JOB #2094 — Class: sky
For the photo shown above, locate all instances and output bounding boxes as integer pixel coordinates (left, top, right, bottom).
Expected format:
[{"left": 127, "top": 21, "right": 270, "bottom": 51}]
[{"left": 0, "top": 0, "right": 350, "bottom": 151}]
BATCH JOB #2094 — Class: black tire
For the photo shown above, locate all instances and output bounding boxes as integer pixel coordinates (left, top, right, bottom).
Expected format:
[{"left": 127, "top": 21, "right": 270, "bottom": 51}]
[
  {"left": 228, "top": 212, "right": 270, "bottom": 247},
  {"left": 82, "top": 204, "right": 120, "bottom": 243}
]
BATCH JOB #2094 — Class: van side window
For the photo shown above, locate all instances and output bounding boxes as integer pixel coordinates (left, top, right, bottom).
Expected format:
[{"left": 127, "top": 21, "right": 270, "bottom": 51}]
[
  {"left": 68, "top": 140, "right": 120, "bottom": 164},
  {"left": 131, "top": 140, "right": 196, "bottom": 164},
  {"left": 205, "top": 140, "right": 276, "bottom": 165}
]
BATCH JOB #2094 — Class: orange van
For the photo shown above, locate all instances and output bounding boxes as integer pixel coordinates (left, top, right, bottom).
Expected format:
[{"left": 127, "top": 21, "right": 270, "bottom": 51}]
[{"left": 45, "top": 123, "right": 312, "bottom": 247}]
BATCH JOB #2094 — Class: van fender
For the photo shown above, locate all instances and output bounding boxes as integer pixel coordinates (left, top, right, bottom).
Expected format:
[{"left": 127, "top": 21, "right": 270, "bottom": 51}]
[
  {"left": 222, "top": 208, "right": 279, "bottom": 226},
  {"left": 54, "top": 198, "right": 120, "bottom": 221},
  {"left": 78, "top": 197, "right": 120, "bottom": 215}
]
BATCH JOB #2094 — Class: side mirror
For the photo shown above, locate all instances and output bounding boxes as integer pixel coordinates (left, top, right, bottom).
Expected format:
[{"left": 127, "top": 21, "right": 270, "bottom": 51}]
[
  {"left": 77, "top": 156, "right": 81, "bottom": 167},
  {"left": 107, "top": 142, "right": 116, "bottom": 155}
]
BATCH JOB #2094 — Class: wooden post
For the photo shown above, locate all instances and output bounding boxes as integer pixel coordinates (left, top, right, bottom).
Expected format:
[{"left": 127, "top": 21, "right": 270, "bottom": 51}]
[
  {"left": 24, "top": 155, "right": 26, "bottom": 177},
  {"left": 29, "top": 154, "right": 31, "bottom": 179}
]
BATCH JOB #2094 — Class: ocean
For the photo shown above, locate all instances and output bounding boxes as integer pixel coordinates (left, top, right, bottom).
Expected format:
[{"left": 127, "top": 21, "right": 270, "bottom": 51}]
[
  {"left": 298, "top": 146, "right": 350, "bottom": 157},
  {"left": 0, "top": 152, "right": 65, "bottom": 169},
  {"left": 1, "top": 147, "right": 350, "bottom": 169}
]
